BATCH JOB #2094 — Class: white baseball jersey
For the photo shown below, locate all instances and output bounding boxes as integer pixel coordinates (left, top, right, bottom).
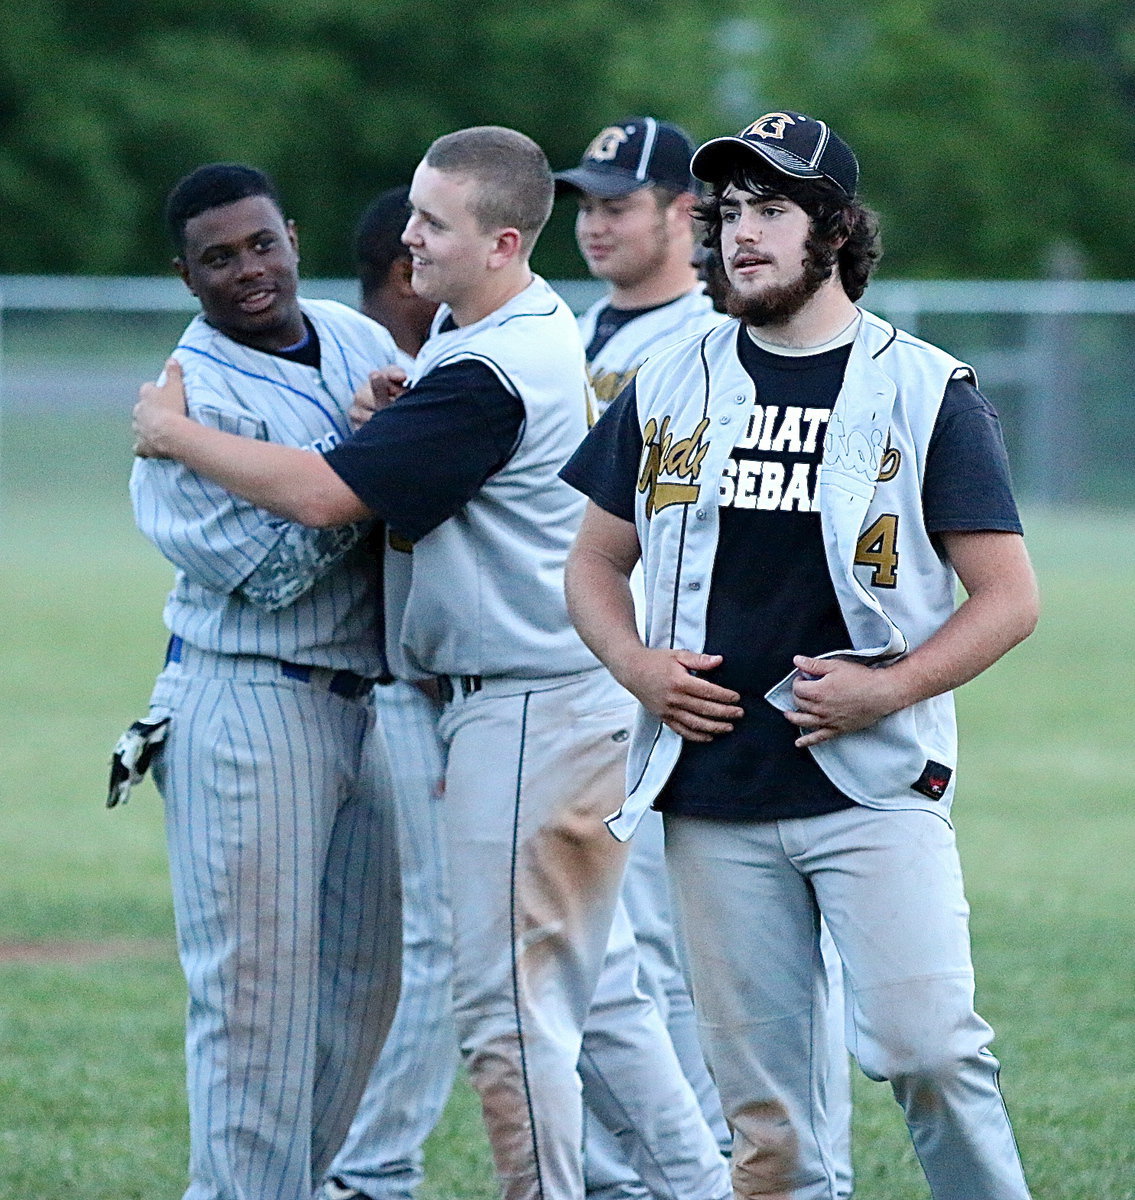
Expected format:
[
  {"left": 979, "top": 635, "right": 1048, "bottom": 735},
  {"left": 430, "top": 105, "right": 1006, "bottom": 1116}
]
[
  {"left": 577, "top": 286, "right": 726, "bottom": 414},
  {"left": 614, "top": 309, "right": 971, "bottom": 839},
  {"left": 132, "top": 298, "right": 399, "bottom": 672},
  {"left": 389, "top": 276, "right": 599, "bottom": 679}
]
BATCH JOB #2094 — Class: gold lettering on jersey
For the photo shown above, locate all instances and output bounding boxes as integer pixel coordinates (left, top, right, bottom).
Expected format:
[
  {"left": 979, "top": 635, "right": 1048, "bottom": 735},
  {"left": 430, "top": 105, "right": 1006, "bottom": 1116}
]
[
  {"left": 742, "top": 113, "right": 796, "bottom": 142},
  {"left": 638, "top": 416, "right": 709, "bottom": 517},
  {"left": 876, "top": 436, "right": 902, "bottom": 482},
  {"left": 584, "top": 379, "right": 597, "bottom": 427},
  {"left": 588, "top": 365, "right": 639, "bottom": 413},
  {"left": 854, "top": 513, "right": 900, "bottom": 588},
  {"left": 586, "top": 126, "right": 630, "bottom": 162}
]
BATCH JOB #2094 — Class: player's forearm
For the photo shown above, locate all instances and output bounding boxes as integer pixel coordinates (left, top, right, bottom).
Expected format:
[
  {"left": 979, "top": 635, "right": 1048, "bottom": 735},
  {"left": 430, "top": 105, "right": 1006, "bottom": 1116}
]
[
  {"left": 876, "top": 575, "right": 1038, "bottom": 709},
  {"left": 564, "top": 541, "right": 645, "bottom": 685},
  {"left": 238, "top": 521, "right": 371, "bottom": 611},
  {"left": 143, "top": 413, "right": 366, "bottom": 528}
]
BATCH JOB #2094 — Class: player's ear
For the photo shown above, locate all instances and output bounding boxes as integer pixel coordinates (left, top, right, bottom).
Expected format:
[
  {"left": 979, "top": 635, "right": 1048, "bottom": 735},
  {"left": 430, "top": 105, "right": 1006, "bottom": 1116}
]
[
  {"left": 286, "top": 218, "right": 300, "bottom": 256},
  {"left": 173, "top": 257, "right": 196, "bottom": 296},
  {"left": 486, "top": 227, "right": 523, "bottom": 270},
  {"left": 829, "top": 207, "right": 852, "bottom": 251},
  {"left": 673, "top": 191, "right": 697, "bottom": 219}
]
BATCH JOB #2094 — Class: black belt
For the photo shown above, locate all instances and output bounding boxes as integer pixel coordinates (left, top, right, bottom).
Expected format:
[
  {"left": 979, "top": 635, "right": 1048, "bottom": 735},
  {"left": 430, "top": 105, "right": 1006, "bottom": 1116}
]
[
  {"left": 166, "top": 636, "right": 377, "bottom": 701},
  {"left": 436, "top": 675, "right": 483, "bottom": 704}
]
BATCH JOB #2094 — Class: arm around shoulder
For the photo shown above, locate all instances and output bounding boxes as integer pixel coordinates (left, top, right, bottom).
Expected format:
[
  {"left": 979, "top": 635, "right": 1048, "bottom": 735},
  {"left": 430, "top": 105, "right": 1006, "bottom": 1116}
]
[{"left": 134, "top": 357, "right": 371, "bottom": 528}]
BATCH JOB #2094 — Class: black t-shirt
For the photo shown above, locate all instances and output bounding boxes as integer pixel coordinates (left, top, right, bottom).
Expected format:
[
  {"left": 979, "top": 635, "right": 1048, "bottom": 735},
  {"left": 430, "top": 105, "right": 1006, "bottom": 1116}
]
[
  {"left": 560, "top": 323, "right": 1023, "bottom": 821},
  {"left": 323, "top": 358, "right": 525, "bottom": 543}
]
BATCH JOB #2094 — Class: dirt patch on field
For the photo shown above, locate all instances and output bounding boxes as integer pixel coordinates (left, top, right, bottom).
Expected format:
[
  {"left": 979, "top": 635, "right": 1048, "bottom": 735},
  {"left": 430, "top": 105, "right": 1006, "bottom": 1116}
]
[{"left": 0, "top": 938, "right": 171, "bottom": 965}]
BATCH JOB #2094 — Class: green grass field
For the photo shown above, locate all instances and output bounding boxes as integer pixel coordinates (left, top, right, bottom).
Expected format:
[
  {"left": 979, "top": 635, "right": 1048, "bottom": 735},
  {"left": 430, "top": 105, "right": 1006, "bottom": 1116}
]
[{"left": 1, "top": 411, "right": 1133, "bottom": 1198}]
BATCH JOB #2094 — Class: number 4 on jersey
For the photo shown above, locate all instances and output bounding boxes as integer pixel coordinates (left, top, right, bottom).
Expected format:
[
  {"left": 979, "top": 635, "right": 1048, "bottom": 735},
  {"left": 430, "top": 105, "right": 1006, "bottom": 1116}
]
[{"left": 854, "top": 513, "right": 899, "bottom": 588}]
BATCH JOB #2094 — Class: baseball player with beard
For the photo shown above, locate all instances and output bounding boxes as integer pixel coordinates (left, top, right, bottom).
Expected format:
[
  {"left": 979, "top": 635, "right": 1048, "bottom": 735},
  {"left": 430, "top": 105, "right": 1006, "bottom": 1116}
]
[
  {"left": 561, "top": 112, "right": 1038, "bottom": 1200},
  {"left": 123, "top": 163, "right": 403, "bottom": 1200},
  {"left": 134, "top": 128, "right": 729, "bottom": 1200},
  {"left": 557, "top": 118, "right": 852, "bottom": 1200}
]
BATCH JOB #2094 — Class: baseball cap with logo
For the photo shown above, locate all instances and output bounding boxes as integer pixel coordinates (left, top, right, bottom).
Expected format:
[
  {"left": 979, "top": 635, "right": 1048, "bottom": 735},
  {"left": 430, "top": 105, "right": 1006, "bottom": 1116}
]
[
  {"left": 555, "top": 117, "right": 696, "bottom": 198},
  {"left": 690, "top": 111, "right": 859, "bottom": 198}
]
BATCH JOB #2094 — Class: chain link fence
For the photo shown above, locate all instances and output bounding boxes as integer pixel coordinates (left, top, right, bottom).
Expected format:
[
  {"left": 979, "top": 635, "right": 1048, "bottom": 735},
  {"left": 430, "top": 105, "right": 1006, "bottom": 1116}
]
[{"left": 3, "top": 276, "right": 1133, "bottom": 507}]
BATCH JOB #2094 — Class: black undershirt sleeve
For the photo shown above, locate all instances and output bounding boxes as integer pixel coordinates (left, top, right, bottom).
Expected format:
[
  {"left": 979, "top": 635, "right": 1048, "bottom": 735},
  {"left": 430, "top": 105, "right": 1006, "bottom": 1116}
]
[
  {"left": 558, "top": 378, "right": 642, "bottom": 522},
  {"left": 322, "top": 359, "right": 526, "bottom": 543},
  {"left": 922, "top": 377, "right": 1023, "bottom": 535}
]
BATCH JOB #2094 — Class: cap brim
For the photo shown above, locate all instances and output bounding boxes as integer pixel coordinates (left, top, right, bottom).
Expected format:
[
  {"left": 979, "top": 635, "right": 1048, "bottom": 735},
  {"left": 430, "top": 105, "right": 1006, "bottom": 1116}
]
[
  {"left": 553, "top": 166, "right": 650, "bottom": 198},
  {"left": 690, "top": 137, "right": 825, "bottom": 186}
]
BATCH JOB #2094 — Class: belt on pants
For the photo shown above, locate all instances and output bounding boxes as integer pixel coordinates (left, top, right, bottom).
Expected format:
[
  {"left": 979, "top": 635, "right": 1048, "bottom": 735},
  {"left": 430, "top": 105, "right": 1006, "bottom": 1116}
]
[
  {"left": 165, "top": 635, "right": 377, "bottom": 701},
  {"left": 435, "top": 674, "right": 483, "bottom": 704}
]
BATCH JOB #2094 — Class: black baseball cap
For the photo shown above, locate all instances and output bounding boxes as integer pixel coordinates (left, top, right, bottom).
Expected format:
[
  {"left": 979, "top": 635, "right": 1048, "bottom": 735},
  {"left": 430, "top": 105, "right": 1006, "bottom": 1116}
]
[
  {"left": 691, "top": 111, "right": 859, "bottom": 198},
  {"left": 555, "top": 118, "right": 696, "bottom": 198}
]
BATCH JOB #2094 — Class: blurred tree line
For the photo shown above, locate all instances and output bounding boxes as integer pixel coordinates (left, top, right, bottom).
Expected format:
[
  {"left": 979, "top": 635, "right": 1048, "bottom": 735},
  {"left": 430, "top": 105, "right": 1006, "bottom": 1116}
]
[{"left": 2, "top": 0, "right": 1133, "bottom": 279}]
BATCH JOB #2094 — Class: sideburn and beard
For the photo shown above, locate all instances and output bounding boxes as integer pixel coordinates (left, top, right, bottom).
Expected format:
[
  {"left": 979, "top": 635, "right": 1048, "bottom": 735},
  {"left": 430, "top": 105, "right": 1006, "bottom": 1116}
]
[{"left": 724, "top": 234, "right": 840, "bottom": 327}]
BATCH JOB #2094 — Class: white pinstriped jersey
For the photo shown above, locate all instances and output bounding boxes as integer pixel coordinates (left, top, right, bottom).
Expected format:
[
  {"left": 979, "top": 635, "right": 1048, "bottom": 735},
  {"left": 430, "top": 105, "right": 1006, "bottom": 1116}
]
[
  {"left": 131, "top": 298, "right": 398, "bottom": 672},
  {"left": 577, "top": 286, "right": 727, "bottom": 415}
]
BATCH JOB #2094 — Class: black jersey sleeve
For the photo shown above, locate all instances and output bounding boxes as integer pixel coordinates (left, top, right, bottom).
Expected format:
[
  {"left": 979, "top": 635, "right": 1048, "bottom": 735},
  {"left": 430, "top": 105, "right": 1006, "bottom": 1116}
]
[
  {"left": 323, "top": 359, "right": 525, "bottom": 543},
  {"left": 559, "top": 379, "right": 642, "bottom": 523},
  {"left": 922, "top": 377, "right": 1023, "bottom": 535}
]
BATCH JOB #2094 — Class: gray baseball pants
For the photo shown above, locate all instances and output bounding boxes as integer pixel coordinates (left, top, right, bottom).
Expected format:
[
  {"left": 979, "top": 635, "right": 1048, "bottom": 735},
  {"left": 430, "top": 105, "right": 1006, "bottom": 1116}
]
[
  {"left": 439, "top": 667, "right": 728, "bottom": 1200},
  {"left": 665, "top": 805, "right": 1032, "bottom": 1200}
]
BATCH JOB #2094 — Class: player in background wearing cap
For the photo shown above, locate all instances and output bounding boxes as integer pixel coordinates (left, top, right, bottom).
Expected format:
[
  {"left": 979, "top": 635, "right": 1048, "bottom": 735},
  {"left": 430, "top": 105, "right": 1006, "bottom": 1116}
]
[
  {"left": 558, "top": 118, "right": 852, "bottom": 1200},
  {"left": 558, "top": 118, "right": 727, "bottom": 416},
  {"left": 124, "top": 163, "right": 403, "bottom": 1200},
  {"left": 559, "top": 119, "right": 731, "bottom": 1200},
  {"left": 134, "top": 127, "right": 730, "bottom": 1200},
  {"left": 317, "top": 187, "right": 459, "bottom": 1200},
  {"left": 562, "top": 112, "right": 1038, "bottom": 1199}
]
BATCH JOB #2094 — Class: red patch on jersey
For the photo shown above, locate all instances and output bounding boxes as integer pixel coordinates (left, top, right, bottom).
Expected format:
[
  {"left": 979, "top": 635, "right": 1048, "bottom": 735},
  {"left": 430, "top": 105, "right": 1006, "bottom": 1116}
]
[{"left": 912, "top": 760, "right": 952, "bottom": 801}]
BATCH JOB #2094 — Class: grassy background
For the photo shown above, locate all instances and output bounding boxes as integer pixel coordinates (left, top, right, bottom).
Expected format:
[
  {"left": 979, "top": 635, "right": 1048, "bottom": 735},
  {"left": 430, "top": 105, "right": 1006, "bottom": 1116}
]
[{"left": 1, "top": 410, "right": 1133, "bottom": 1198}]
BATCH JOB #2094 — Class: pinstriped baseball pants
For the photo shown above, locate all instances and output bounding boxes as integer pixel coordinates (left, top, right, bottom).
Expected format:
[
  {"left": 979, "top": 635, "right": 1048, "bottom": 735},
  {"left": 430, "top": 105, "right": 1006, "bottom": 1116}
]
[
  {"left": 149, "top": 651, "right": 402, "bottom": 1200},
  {"left": 327, "top": 680, "right": 459, "bottom": 1199}
]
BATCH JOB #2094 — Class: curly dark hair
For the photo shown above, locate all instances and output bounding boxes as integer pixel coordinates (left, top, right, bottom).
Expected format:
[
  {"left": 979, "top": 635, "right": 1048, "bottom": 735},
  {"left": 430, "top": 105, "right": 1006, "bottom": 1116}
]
[{"left": 694, "top": 162, "right": 881, "bottom": 301}]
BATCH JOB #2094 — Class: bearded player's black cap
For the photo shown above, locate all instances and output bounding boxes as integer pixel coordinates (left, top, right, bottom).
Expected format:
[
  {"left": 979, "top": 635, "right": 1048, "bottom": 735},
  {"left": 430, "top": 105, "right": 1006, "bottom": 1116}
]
[
  {"left": 691, "top": 111, "right": 859, "bottom": 199},
  {"left": 555, "top": 117, "right": 696, "bottom": 197}
]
